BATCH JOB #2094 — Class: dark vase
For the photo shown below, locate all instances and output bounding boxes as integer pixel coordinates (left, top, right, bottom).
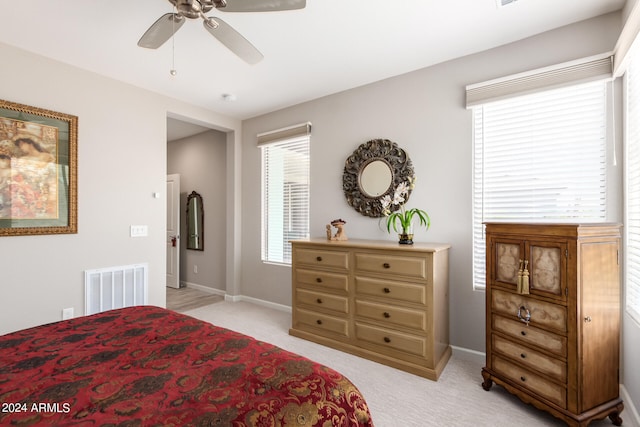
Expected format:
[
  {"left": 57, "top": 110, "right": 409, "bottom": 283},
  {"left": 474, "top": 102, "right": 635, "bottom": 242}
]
[{"left": 398, "top": 226, "right": 414, "bottom": 245}]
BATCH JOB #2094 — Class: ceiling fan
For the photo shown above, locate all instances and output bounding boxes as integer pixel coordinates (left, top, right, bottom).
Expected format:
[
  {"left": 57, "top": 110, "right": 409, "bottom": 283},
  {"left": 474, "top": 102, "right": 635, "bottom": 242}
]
[{"left": 138, "top": 0, "right": 306, "bottom": 65}]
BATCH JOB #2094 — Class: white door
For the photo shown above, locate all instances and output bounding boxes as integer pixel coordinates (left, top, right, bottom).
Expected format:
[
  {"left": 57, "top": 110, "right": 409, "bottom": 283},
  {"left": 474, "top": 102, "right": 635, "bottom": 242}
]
[{"left": 166, "top": 174, "right": 180, "bottom": 288}]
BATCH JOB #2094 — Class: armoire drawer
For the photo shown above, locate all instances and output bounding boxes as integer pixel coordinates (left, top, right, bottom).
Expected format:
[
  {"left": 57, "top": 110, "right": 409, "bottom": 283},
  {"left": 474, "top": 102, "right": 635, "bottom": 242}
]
[
  {"left": 355, "top": 252, "right": 428, "bottom": 280},
  {"left": 294, "top": 308, "right": 349, "bottom": 338},
  {"left": 355, "top": 322, "right": 427, "bottom": 358},
  {"left": 492, "top": 334, "right": 566, "bottom": 382},
  {"left": 296, "top": 288, "right": 349, "bottom": 314},
  {"left": 355, "top": 299, "right": 426, "bottom": 332},
  {"left": 295, "top": 268, "right": 349, "bottom": 292},
  {"left": 294, "top": 248, "right": 349, "bottom": 270},
  {"left": 493, "top": 314, "right": 567, "bottom": 357},
  {"left": 492, "top": 355, "right": 566, "bottom": 409},
  {"left": 492, "top": 289, "right": 567, "bottom": 333},
  {"left": 355, "top": 276, "right": 427, "bottom": 305}
]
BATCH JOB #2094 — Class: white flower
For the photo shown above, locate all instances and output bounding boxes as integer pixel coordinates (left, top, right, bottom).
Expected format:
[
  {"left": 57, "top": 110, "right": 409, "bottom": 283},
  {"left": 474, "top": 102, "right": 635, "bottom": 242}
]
[
  {"left": 380, "top": 194, "right": 392, "bottom": 210},
  {"left": 392, "top": 192, "right": 405, "bottom": 206},
  {"left": 395, "top": 181, "right": 410, "bottom": 197}
]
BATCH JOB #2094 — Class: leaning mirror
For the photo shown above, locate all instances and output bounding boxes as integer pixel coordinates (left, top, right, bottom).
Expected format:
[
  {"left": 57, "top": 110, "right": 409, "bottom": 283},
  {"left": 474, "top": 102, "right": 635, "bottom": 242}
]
[
  {"left": 186, "top": 191, "right": 204, "bottom": 251},
  {"left": 343, "top": 139, "right": 414, "bottom": 217}
]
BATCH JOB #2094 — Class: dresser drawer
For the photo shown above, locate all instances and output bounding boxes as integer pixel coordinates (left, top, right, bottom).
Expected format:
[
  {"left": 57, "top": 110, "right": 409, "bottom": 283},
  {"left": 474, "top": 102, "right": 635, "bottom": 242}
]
[
  {"left": 493, "top": 314, "right": 567, "bottom": 357},
  {"left": 294, "top": 308, "right": 349, "bottom": 338},
  {"left": 492, "top": 335, "right": 566, "bottom": 382},
  {"left": 355, "top": 299, "right": 426, "bottom": 331},
  {"left": 355, "top": 252, "right": 428, "bottom": 280},
  {"left": 355, "top": 322, "right": 426, "bottom": 358},
  {"left": 492, "top": 289, "right": 567, "bottom": 333},
  {"left": 296, "top": 268, "right": 349, "bottom": 292},
  {"left": 492, "top": 355, "right": 566, "bottom": 409},
  {"left": 355, "top": 276, "right": 426, "bottom": 305},
  {"left": 297, "top": 289, "right": 349, "bottom": 314},
  {"left": 295, "top": 248, "right": 349, "bottom": 270}
]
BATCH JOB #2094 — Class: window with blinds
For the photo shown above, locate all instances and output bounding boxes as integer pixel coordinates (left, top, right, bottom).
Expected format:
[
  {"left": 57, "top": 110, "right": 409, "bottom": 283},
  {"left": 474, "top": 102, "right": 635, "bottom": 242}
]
[
  {"left": 626, "top": 43, "right": 640, "bottom": 325},
  {"left": 472, "top": 81, "right": 608, "bottom": 290},
  {"left": 261, "top": 134, "right": 310, "bottom": 264}
]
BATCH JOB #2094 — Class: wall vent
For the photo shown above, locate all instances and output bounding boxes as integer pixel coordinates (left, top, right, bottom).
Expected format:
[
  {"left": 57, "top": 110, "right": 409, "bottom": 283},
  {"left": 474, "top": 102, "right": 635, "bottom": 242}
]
[{"left": 84, "top": 263, "right": 148, "bottom": 315}]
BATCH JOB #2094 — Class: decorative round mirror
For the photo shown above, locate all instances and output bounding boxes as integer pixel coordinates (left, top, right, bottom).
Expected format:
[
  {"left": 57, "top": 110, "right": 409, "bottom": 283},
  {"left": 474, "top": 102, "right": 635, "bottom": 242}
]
[{"left": 343, "top": 139, "right": 414, "bottom": 217}]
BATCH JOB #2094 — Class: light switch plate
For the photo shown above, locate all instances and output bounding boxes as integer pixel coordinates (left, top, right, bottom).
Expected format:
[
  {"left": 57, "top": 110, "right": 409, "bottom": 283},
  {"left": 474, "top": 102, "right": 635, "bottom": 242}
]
[{"left": 130, "top": 225, "right": 148, "bottom": 237}]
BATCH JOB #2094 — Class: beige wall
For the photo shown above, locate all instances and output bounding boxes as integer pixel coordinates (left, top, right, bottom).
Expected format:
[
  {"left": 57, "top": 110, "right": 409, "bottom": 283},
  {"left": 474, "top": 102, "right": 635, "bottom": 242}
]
[
  {"left": 240, "top": 11, "right": 622, "bottom": 351},
  {"left": 167, "top": 129, "right": 227, "bottom": 291},
  {"left": 0, "top": 42, "right": 241, "bottom": 335}
]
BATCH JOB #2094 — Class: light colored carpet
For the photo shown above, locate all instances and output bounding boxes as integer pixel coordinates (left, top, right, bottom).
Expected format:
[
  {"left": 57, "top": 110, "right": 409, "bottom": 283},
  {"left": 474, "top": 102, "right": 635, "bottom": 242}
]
[{"left": 183, "top": 301, "right": 625, "bottom": 427}]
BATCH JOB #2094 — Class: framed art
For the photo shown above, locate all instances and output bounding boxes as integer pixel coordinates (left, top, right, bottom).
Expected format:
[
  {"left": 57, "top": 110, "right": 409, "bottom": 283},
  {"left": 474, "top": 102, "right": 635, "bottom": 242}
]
[{"left": 0, "top": 99, "right": 77, "bottom": 236}]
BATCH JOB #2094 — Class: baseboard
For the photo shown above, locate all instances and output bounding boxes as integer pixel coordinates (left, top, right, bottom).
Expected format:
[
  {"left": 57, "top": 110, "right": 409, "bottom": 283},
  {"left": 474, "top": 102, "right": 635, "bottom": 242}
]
[
  {"left": 181, "top": 281, "right": 225, "bottom": 296},
  {"left": 450, "top": 345, "right": 485, "bottom": 365},
  {"left": 224, "top": 294, "right": 292, "bottom": 314},
  {"left": 620, "top": 386, "right": 640, "bottom": 427}
]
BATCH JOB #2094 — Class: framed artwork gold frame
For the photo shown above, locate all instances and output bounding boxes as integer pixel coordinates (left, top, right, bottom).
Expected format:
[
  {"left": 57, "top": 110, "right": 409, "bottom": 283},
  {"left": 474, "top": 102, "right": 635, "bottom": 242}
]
[{"left": 0, "top": 99, "right": 77, "bottom": 236}]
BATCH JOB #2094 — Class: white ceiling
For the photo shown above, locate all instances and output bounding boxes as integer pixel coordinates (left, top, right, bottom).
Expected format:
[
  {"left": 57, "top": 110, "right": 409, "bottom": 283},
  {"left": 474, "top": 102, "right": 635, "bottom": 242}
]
[{"left": 0, "top": 0, "right": 626, "bottom": 123}]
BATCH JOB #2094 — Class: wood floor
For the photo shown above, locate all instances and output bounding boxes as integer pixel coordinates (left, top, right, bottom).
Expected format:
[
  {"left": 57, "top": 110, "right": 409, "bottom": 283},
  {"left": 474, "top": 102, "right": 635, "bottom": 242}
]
[{"left": 166, "top": 287, "right": 224, "bottom": 312}]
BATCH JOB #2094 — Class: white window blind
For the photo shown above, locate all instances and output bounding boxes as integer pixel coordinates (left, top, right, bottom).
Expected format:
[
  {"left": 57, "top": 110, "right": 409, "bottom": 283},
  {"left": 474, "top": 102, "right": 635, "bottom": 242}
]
[
  {"left": 472, "top": 81, "right": 608, "bottom": 290},
  {"left": 261, "top": 130, "right": 310, "bottom": 265},
  {"left": 626, "top": 41, "right": 640, "bottom": 325}
]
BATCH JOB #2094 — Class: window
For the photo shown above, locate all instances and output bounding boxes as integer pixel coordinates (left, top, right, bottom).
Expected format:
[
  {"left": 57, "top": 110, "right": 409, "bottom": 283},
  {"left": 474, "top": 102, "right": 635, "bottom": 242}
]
[
  {"left": 260, "top": 127, "right": 310, "bottom": 264},
  {"left": 472, "top": 81, "right": 608, "bottom": 290},
  {"left": 626, "top": 42, "right": 640, "bottom": 324}
]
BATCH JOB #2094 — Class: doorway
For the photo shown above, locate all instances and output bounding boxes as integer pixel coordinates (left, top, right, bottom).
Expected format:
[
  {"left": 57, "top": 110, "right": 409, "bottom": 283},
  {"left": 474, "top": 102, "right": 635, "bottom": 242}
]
[{"left": 166, "top": 117, "right": 229, "bottom": 298}]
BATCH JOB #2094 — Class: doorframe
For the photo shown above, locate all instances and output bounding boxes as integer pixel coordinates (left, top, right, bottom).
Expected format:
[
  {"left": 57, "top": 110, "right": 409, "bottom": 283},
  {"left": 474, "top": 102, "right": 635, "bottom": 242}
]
[{"left": 166, "top": 112, "right": 242, "bottom": 299}]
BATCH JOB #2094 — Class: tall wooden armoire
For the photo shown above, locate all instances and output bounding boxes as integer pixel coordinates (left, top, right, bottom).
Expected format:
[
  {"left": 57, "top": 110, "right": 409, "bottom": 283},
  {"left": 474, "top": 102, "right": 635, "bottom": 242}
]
[{"left": 481, "top": 223, "right": 623, "bottom": 427}]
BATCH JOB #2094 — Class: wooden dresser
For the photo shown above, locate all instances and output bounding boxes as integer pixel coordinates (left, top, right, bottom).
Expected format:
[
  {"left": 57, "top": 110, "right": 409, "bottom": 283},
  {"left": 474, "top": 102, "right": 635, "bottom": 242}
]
[
  {"left": 289, "top": 238, "right": 451, "bottom": 380},
  {"left": 481, "top": 223, "right": 623, "bottom": 426}
]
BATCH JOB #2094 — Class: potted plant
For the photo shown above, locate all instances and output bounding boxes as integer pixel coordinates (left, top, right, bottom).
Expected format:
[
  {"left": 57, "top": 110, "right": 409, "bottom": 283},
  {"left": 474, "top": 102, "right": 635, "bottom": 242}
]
[{"left": 380, "top": 178, "right": 430, "bottom": 244}]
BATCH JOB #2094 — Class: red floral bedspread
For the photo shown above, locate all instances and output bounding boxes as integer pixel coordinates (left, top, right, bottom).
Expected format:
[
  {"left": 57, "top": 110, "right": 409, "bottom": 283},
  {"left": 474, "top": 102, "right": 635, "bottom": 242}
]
[{"left": 0, "top": 306, "right": 373, "bottom": 426}]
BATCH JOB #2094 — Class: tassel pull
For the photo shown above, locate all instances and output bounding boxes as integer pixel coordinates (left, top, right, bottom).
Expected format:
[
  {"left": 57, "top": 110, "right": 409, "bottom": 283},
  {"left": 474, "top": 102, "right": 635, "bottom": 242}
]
[
  {"left": 516, "top": 259, "right": 524, "bottom": 294},
  {"left": 521, "top": 260, "right": 530, "bottom": 295}
]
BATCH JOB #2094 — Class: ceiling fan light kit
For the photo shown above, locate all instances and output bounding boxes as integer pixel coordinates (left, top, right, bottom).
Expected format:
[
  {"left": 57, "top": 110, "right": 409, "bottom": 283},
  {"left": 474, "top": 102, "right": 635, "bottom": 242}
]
[{"left": 137, "top": 0, "right": 306, "bottom": 64}]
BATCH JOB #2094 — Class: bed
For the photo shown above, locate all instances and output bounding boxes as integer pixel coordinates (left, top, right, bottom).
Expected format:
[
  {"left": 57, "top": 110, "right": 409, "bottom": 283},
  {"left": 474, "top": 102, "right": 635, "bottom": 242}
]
[{"left": 0, "top": 305, "right": 373, "bottom": 426}]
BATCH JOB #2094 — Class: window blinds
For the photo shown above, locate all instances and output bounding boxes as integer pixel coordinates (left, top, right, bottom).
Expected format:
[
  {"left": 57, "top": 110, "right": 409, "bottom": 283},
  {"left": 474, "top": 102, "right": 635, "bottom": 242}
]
[
  {"left": 260, "top": 124, "right": 311, "bottom": 265},
  {"left": 472, "top": 81, "right": 608, "bottom": 290},
  {"left": 257, "top": 122, "right": 311, "bottom": 146},
  {"left": 626, "top": 41, "right": 640, "bottom": 325},
  {"left": 466, "top": 54, "right": 612, "bottom": 107}
]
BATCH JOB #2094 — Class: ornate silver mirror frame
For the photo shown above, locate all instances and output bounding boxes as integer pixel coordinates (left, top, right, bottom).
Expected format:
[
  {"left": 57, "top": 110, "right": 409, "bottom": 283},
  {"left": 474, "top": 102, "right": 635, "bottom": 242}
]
[{"left": 342, "top": 138, "right": 414, "bottom": 217}]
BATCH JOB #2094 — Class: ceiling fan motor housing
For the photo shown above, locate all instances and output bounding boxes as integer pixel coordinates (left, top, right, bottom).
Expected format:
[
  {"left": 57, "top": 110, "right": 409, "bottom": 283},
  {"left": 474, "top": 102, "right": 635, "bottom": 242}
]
[{"left": 169, "top": 0, "right": 227, "bottom": 18}]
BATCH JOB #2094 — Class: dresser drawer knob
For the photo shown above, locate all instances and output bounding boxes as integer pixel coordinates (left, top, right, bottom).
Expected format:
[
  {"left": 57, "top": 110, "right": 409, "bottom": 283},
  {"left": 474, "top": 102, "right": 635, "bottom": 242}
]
[
  {"left": 383, "top": 312, "right": 390, "bottom": 318},
  {"left": 520, "top": 353, "right": 526, "bottom": 359},
  {"left": 316, "top": 277, "right": 323, "bottom": 283},
  {"left": 383, "top": 337, "right": 391, "bottom": 343},
  {"left": 520, "top": 376, "right": 526, "bottom": 382},
  {"left": 383, "top": 287, "right": 391, "bottom": 294},
  {"left": 316, "top": 319, "right": 323, "bottom": 325},
  {"left": 584, "top": 315, "right": 592, "bottom": 323},
  {"left": 316, "top": 298, "right": 323, "bottom": 304},
  {"left": 521, "top": 331, "right": 527, "bottom": 336},
  {"left": 316, "top": 256, "right": 323, "bottom": 262},
  {"left": 383, "top": 263, "right": 391, "bottom": 269}
]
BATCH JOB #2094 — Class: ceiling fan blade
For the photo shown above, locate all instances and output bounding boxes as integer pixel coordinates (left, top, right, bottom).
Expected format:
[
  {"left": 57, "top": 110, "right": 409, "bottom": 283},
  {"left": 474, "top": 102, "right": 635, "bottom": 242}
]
[
  {"left": 138, "top": 13, "right": 185, "bottom": 49},
  {"left": 219, "top": 0, "right": 306, "bottom": 12},
  {"left": 203, "top": 18, "right": 264, "bottom": 64}
]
